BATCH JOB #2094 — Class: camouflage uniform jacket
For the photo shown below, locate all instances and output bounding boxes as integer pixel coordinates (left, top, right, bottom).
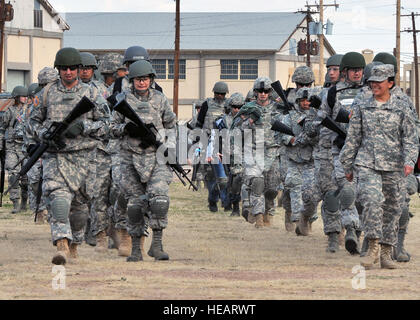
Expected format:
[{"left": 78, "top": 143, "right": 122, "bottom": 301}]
[
  {"left": 110, "top": 88, "right": 176, "bottom": 155},
  {"left": 28, "top": 79, "right": 110, "bottom": 153},
  {"left": 0, "top": 104, "right": 27, "bottom": 145},
  {"left": 340, "top": 94, "right": 418, "bottom": 173}
]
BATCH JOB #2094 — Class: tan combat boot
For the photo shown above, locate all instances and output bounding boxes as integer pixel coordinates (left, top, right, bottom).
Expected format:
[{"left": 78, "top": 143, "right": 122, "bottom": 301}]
[
  {"left": 247, "top": 213, "right": 257, "bottom": 224},
  {"left": 95, "top": 230, "right": 108, "bottom": 252},
  {"left": 140, "top": 235, "right": 146, "bottom": 258},
  {"left": 380, "top": 244, "right": 398, "bottom": 269},
  {"left": 107, "top": 225, "right": 120, "bottom": 249},
  {"left": 255, "top": 213, "right": 264, "bottom": 228},
  {"left": 284, "top": 211, "right": 295, "bottom": 232},
  {"left": 35, "top": 210, "right": 47, "bottom": 225},
  {"left": 52, "top": 238, "right": 70, "bottom": 265},
  {"left": 69, "top": 243, "right": 78, "bottom": 259},
  {"left": 263, "top": 213, "right": 272, "bottom": 227},
  {"left": 295, "top": 215, "right": 310, "bottom": 236},
  {"left": 338, "top": 228, "right": 345, "bottom": 246},
  {"left": 118, "top": 229, "right": 132, "bottom": 257},
  {"left": 360, "top": 238, "right": 380, "bottom": 269}
]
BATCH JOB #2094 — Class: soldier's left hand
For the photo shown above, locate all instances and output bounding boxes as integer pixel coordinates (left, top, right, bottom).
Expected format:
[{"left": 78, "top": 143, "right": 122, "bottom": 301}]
[{"left": 404, "top": 165, "right": 414, "bottom": 177}]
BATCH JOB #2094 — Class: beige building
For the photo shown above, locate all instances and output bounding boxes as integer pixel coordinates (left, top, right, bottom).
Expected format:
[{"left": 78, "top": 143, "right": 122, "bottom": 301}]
[
  {"left": 1, "top": 0, "right": 69, "bottom": 92},
  {"left": 403, "top": 57, "right": 419, "bottom": 113},
  {"left": 63, "top": 12, "right": 336, "bottom": 120}
]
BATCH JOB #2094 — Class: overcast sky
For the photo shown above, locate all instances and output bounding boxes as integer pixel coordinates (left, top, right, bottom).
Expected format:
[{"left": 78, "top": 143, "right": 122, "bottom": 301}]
[{"left": 47, "top": 0, "right": 419, "bottom": 66}]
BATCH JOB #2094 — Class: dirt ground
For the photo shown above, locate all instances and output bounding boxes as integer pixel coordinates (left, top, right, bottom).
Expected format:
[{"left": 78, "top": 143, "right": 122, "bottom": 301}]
[{"left": 1, "top": 181, "right": 420, "bottom": 300}]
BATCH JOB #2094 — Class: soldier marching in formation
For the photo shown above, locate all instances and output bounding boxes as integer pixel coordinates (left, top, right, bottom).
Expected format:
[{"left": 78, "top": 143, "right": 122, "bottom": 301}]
[{"left": 1, "top": 44, "right": 418, "bottom": 271}]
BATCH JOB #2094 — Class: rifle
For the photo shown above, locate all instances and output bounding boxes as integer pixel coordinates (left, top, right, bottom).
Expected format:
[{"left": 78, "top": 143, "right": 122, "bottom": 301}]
[
  {"left": 0, "top": 139, "right": 5, "bottom": 206},
  {"left": 335, "top": 108, "right": 351, "bottom": 123},
  {"left": 112, "top": 94, "right": 198, "bottom": 191},
  {"left": 271, "top": 80, "right": 295, "bottom": 111},
  {"left": 34, "top": 161, "right": 43, "bottom": 222},
  {"left": 321, "top": 115, "right": 346, "bottom": 140},
  {"left": 271, "top": 120, "right": 295, "bottom": 136},
  {"left": 5, "top": 96, "right": 96, "bottom": 195}
]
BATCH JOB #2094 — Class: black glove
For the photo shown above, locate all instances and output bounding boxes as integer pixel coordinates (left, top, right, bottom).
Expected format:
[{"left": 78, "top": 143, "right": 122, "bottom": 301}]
[
  {"left": 124, "top": 122, "right": 142, "bottom": 138},
  {"left": 333, "top": 136, "right": 345, "bottom": 149},
  {"left": 309, "top": 96, "right": 322, "bottom": 109},
  {"left": 64, "top": 121, "right": 84, "bottom": 139},
  {"left": 26, "top": 143, "right": 39, "bottom": 157}
]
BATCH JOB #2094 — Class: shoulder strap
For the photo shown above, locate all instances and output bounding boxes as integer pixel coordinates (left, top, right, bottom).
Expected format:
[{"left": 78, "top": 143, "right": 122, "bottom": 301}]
[
  {"left": 327, "top": 85, "right": 337, "bottom": 110},
  {"left": 42, "top": 81, "right": 55, "bottom": 107},
  {"left": 113, "top": 77, "right": 124, "bottom": 95}
]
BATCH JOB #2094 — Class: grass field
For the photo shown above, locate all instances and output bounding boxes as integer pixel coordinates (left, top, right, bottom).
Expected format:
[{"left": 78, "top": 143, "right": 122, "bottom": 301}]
[{"left": 1, "top": 181, "right": 420, "bottom": 300}]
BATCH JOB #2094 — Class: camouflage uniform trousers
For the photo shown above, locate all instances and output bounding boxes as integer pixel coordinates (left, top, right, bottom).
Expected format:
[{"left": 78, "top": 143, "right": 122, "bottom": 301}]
[
  {"left": 284, "top": 159, "right": 318, "bottom": 221},
  {"left": 332, "top": 153, "right": 360, "bottom": 230},
  {"left": 119, "top": 151, "right": 172, "bottom": 237},
  {"left": 398, "top": 174, "right": 417, "bottom": 238},
  {"left": 26, "top": 159, "right": 46, "bottom": 212},
  {"left": 110, "top": 153, "right": 128, "bottom": 231},
  {"left": 356, "top": 165, "right": 404, "bottom": 246},
  {"left": 5, "top": 142, "right": 28, "bottom": 202},
  {"left": 90, "top": 149, "right": 112, "bottom": 236},
  {"left": 280, "top": 154, "right": 291, "bottom": 212},
  {"left": 43, "top": 150, "right": 94, "bottom": 245}
]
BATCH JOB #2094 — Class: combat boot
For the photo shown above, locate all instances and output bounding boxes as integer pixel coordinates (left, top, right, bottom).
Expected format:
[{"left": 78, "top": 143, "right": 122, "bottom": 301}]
[
  {"left": 35, "top": 210, "right": 47, "bottom": 225},
  {"left": 230, "top": 202, "right": 240, "bottom": 216},
  {"left": 148, "top": 229, "right": 169, "bottom": 260},
  {"left": 69, "top": 243, "right": 78, "bottom": 259},
  {"left": 107, "top": 225, "right": 120, "bottom": 250},
  {"left": 394, "top": 229, "right": 410, "bottom": 262},
  {"left": 11, "top": 200, "right": 20, "bottom": 214},
  {"left": 95, "top": 230, "right": 108, "bottom": 252},
  {"left": 52, "top": 238, "right": 70, "bottom": 265},
  {"left": 360, "top": 236, "right": 369, "bottom": 257},
  {"left": 224, "top": 202, "right": 232, "bottom": 212},
  {"left": 84, "top": 219, "right": 96, "bottom": 247},
  {"left": 140, "top": 235, "right": 146, "bottom": 258},
  {"left": 241, "top": 207, "right": 250, "bottom": 221},
  {"left": 326, "top": 232, "right": 339, "bottom": 253},
  {"left": 117, "top": 229, "right": 131, "bottom": 257},
  {"left": 380, "top": 244, "right": 398, "bottom": 269},
  {"left": 308, "top": 214, "right": 318, "bottom": 232},
  {"left": 20, "top": 194, "right": 28, "bottom": 211},
  {"left": 284, "top": 211, "right": 295, "bottom": 232},
  {"left": 263, "top": 213, "right": 272, "bottom": 227},
  {"left": 360, "top": 238, "right": 380, "bottom": 269},
  {"left": 127, "top": 236, "right": 143, "bottom": 262},
  {"left": 344, "top": 226, "right": 360, "bottom": 255},
  {"left": 295, "top": 215, "right": 310, "bottom": 236},
  {"left": 208, "top": 201, "right": 218, "bottom": 212},
  {"left": 255, "top": 213, "right": 264, "bottom": 228}
]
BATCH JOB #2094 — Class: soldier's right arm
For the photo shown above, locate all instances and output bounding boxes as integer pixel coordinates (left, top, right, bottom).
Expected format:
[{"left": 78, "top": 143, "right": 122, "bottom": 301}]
[{"left": 109, "top": 109, "right": 126, "bottom": 138}]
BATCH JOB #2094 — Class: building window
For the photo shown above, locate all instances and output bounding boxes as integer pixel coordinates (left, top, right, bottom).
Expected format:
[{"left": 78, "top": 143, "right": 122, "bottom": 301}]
[
  {"left": 34, "top": 9, "right": 43, "bottom": 28},
  {"left": 220, "top": 59, "right": 239, "bottom": 80},
  {"left": 168, "top": 59, "right": 186, "bottom": 79},
  {"left": 240, "top": 59, "right": 258, "bottom": 80},
  {"left": 151, "top": 59, "right": 166, "bottom": 79}
]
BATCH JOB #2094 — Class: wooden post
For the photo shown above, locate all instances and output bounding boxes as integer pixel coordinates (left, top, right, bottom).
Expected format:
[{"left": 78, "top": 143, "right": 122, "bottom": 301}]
[{"left": 173, "top": 0, "right": 180, "bottom": 118}]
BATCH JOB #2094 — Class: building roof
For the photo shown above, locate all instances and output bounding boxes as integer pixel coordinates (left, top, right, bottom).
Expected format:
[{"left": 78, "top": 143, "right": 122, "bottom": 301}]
[
  {"left": 39, "top": 0, "right": 70, "bottom": 30},
  {"left": 63, "top": 12, "right": 308, "bottom": 51}
]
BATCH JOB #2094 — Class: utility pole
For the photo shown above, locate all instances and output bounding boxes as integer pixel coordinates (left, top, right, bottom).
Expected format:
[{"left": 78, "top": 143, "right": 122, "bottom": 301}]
[
  {"left": 402, "top": 12, "right": 420, "bottom": 115},
  {"left": 0, "top": 1, "right": 13, "bottom": 92},
  {"left": 173, "top": 0, "right": 180, "bottom": 118},
  {"left": 396, "top": 0, "right": 401, "bottom": 86},
  {"left": 297, "top": 6, "right": 319, "bottom": 67}
]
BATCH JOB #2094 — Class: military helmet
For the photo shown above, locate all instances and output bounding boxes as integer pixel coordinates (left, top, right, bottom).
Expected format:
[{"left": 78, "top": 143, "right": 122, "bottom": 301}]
[
  {"left": 54, "top": 47, "right": 82, "bottom": 68},
  {"left": 12, "top": 85, "right": 28, "bottom": 98},
  {"left": 292, "top": 66, "right": 315, "bottom": 84},
  {"left": 100, "top": 53, "right": 123, "bottom": 74},
  {"left": 80, "top": 52, "right": 98, "bottom": 69},
  {"left": 228, "top": 92, "right": 245, "bottom": 107},
  {"left": 363, "top": 61, "right": 384, "bottom": 84},
  {"left": 253, "top": 77, "right": 272, "bottom": 91},
  {"left": 372, "top": 52, "right": 398, "bottom": 73},
  {"left": 295, "top": 88, "right": 310, "bottom": 102},
  {"left": 326, "top": 54, "right": 344, "bottom": 67},
  {"left": 245, "top": 89, "right": 255, "bottom": 101},
  {"left": 212, "top": 81, "right": 229, "bottom": 94},
  {"left": 128, "top": 59, "right": 156, "bottom": 79},
  {"left": 123, "top": 46, "right": 150, "bottom": 64},
  {"left": 339, "top": 52, "right": 366, "bottom": 72},
  {"left": 38, "top": 67, "right": 59, "bottom": 85},
  {"left": 28, "top": 83, "right": 41, "bottom": 96}
]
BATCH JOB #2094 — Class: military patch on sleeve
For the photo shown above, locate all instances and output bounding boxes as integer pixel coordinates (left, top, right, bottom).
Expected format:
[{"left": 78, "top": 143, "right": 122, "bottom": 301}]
[
  {"left": 33, "top": 96, "right": 40, "bottom": 107},
  {"left": 349, "top": 110, "right": 353, "bottom": 119}
]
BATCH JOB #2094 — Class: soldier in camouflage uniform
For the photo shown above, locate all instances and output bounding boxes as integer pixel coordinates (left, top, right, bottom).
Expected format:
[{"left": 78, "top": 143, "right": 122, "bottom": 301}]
[
  {"left": 79, "top": 52, "right": 116, "bottom": 252},
  {"left": 195, "top": 81, "right": 229, "bottom": 212},
  {"left": 110, "top": 59, "right": 176, "bottom": 262},
  {"left": 276, "top": 88, "right": 319, "bottom": 235},
  {"left": 312, "top": 52, "right": 365, "bottom": 254},
  {"left": 340, "top": 64, "right": 418, "bottom": 269},
  {"left": 28, "top": 47, "right": 110, "bottom": 265},
  {"left": 240, "top": 77, "right": 280, "bottom": 228},
  {"left": 0, "top": 85, "right": 29, "bottom": 213}
]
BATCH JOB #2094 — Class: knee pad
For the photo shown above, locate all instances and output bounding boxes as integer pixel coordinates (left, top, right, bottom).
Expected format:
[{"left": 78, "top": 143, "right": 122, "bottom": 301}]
[
  {"left": 50, "top": 197, "right": 70, "bottom": 224},
  {"left": 231, "top": 175, "right": 242, "bottom": 194},
  {"left": 324, "top": 190, "right": 340, "bottom": 213},
  {"left": 149, "top": 196, "right": 170, "bottom": 219},
  {"left": 69, "top": 211, "right": 88, "bottom": 231},
  {"left": 127, "top": 204, "right": 145, "bottom": 225},
  {"left": 264, "top": 189, "right": 278, "bottom": 201},
  {"left": 250, "top": 177, "right": 264, "bottom": 196},
  {"left": 339, "top": 186, "right": 355, "bottom": 209}
]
